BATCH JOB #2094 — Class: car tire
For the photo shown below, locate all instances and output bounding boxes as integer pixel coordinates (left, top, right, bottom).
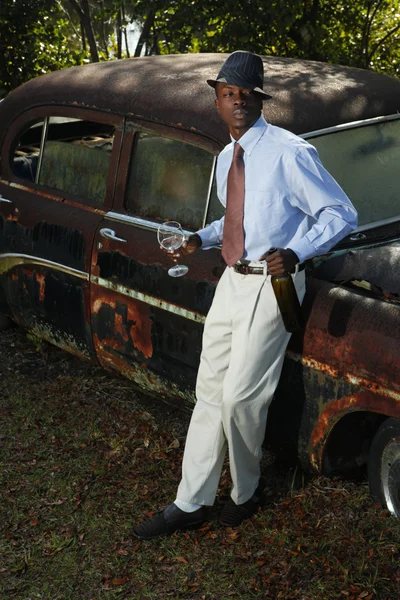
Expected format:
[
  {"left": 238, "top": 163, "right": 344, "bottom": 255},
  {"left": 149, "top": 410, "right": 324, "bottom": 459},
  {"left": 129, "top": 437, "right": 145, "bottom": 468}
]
[{"left": 368, "top": 418, "right": 400, "bottom": 517}]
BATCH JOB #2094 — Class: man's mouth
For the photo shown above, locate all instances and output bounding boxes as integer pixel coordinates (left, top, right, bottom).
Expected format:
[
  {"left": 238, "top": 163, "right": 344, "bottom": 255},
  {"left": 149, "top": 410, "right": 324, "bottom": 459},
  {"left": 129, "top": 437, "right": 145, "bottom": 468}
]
[{"left": 233, "top": 109, "right": 248, "bottom": 118}]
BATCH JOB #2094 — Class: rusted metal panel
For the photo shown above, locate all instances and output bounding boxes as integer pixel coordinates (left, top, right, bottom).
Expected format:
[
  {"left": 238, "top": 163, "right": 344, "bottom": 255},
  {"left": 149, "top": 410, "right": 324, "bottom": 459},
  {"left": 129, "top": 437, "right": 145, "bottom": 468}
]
[
  {"left": 0, "top": 213, "right": 87, "bottom": 272},
  {"left": 1, "top": 264, "right": 91, "bottom": 359},
  {"left": 1, "top": 55, "right": 400, "bottom": 151},
  {"left": 91, "top": 284, "right": 201, "bottom": 401},
  {"left": 308, "top": 390, "right": 400, "bottom": 472},
  {"left": 92, "top": 290, "right": 153, "bottom": 359},
  {"left": 267, "top": 275, "right": 400, "bottom": 472},
  {"left": 300, "top": 279, "right": 400, "bottom": 393}
]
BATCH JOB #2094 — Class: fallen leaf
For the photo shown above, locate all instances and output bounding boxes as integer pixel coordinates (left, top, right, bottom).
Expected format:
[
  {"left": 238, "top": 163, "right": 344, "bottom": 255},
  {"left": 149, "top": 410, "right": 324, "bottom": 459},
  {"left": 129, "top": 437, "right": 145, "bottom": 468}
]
[
  {"left": 30, "top": 518, "right": 38, "bottom": 526},
  {"left": 111, "top": 577, "right": 128, "bottom": 585},
  {"left": 131, "top": 543, "right": 141, "bottom": 551},
  {"left": 175, "top": 556, "right": 188, "bottom": 564}
]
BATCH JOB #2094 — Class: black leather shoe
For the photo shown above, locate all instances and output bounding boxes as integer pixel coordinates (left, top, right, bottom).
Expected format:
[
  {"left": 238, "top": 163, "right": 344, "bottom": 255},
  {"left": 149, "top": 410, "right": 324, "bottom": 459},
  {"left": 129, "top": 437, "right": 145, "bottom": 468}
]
[
  {"left": 220, "top": 478, "right": 266, "bottom": 527},
  {"left": 132, "top": 503, "right": 207, "bottom": 540}
]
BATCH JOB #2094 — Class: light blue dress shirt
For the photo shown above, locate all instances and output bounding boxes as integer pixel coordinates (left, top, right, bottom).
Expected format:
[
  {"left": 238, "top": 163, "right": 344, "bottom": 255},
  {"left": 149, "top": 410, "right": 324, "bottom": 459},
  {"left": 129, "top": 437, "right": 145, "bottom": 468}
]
[{"left": 197, "top": 115, "right": 358, "bottom": 264}]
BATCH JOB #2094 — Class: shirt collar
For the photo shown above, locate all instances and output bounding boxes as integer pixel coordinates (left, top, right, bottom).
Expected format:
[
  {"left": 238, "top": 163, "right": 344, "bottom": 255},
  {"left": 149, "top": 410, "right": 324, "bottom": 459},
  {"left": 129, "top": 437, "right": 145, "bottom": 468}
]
[{"left": 229, "top": 115, "right": 268, "bottom": 156}]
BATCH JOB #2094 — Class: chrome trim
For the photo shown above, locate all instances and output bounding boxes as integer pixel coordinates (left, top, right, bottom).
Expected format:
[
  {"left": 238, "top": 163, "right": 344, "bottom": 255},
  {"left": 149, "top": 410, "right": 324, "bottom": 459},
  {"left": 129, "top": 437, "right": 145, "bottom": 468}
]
[
  {"left": 105, "top": 212, "right": 193, "bottom": 237},
  {"left": 202, "top": 155, "right": 217, "bottom": 229},
  {"left": 0, "top": 195, "right": 12, "bottom": 203},
  {"left": 91, "top": 275, "right": 206, "bottom": 324},
  {"left": 35, "top": 116, "right": 49, "bottom": 184},
  {"left": 351, "top": 215, "right": 400, "bottom": 234},
  {"left": 0, "top": 253, "right": 88, "bottom": 279},
  {"left": 302, "top": 113, "right": 400, "bottom": 140}
]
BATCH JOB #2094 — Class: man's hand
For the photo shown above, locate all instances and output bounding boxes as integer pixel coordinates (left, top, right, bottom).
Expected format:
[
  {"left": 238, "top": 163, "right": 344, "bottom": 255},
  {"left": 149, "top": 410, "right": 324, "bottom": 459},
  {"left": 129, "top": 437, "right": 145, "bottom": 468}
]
[
  {"left": 161, "top": 233, "right": 202, "bottom": 263},
  {"left": 259, "top": 247, "right": 299, "bottom": 276}
]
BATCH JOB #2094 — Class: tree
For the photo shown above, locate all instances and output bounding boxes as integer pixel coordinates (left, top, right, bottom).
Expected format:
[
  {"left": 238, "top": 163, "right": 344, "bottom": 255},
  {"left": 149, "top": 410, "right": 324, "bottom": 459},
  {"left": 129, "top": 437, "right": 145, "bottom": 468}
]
[
  {"left": 0, "top": 0, "right": 83, "bottom": 96},
  {"left": 67, "top": 0, "right": 100, "bottom": 62},
  {"left": 1, "top": 0, "right": 398, "bottom": 98}
]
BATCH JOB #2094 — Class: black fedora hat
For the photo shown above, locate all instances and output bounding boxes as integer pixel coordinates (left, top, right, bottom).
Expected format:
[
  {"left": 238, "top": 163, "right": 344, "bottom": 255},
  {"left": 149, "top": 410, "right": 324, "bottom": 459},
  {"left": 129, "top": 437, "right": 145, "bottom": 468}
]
[{"left": 207, "top": 51, "right": 271, "bottom": 100}]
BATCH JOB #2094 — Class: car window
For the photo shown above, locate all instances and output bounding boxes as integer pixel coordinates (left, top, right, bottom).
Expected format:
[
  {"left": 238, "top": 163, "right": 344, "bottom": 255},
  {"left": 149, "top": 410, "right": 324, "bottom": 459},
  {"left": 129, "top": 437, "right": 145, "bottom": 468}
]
[
  {"left": 12, "top": 117, "right": 115, "bottom": 206},
  {"left": 12, "top": 120, "right": 43, "bottom": 182},
  {"left": 125, "top": 133, "right": 214, "bottom": 230},
  {"left": 206, "top": 177, "right": 224, "bottom": 225},
  {"left": 310, "top": 118, "right": 400, "bottom": 227}
]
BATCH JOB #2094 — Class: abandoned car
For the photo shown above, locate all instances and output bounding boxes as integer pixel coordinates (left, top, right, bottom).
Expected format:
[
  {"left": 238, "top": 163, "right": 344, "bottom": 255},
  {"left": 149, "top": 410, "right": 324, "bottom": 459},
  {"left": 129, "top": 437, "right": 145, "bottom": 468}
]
[{"left": 0, "top": 54, "right": 399, "bottom": 515}]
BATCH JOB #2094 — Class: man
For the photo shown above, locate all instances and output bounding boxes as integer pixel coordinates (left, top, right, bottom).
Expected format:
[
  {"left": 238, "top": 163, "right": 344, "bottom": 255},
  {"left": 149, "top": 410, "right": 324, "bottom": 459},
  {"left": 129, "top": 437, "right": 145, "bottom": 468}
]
[{"left": 132, "top": 51, "right": 357, "bottom": 539}]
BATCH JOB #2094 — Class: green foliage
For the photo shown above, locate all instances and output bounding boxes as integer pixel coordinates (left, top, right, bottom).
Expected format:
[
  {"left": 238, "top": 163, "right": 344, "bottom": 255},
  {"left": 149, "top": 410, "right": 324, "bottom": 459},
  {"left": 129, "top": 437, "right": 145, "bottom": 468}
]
[
  {"left": 148, "top": 0, "right": 399, "bottom": 76},
  {"left": 0, "top": 0, "right": 84, "bottom": 97},
  {"left": 0, "top": 0, "right": 398, "bottom": 97}
]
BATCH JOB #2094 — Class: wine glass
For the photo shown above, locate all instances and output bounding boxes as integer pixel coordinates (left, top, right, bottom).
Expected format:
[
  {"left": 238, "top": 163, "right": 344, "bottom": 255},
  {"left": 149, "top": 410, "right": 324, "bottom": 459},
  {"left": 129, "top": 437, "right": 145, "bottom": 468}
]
[{"left": 157, "top": 220, "right": 189, "bottom": 278}]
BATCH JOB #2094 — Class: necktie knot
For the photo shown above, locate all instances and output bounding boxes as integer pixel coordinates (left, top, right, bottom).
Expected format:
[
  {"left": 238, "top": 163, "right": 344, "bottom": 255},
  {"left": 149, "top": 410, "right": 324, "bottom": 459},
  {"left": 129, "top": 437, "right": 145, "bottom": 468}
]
[{"left": 233, "top": 142, "right": 244, "bottom": 160}]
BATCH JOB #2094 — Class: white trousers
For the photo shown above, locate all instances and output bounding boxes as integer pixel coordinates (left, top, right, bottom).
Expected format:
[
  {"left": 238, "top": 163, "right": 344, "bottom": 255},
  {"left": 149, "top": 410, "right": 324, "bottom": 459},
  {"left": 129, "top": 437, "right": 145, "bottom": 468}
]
[{"left": 177, "top": 266, "right": 306, "bottom": 506}]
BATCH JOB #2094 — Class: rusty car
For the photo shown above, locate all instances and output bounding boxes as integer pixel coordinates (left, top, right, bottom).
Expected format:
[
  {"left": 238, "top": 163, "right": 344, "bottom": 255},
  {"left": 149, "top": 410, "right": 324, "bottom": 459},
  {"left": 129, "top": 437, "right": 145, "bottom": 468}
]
[{"left": 0, "top": 54, "right": 399, "bottom": 515}]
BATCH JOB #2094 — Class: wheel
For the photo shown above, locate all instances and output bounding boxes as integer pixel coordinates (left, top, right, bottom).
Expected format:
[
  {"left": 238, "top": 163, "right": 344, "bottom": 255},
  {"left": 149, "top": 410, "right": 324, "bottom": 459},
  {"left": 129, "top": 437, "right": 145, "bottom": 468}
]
[{"left": 368, "top": 418, "right": 400, "bottom": 516}]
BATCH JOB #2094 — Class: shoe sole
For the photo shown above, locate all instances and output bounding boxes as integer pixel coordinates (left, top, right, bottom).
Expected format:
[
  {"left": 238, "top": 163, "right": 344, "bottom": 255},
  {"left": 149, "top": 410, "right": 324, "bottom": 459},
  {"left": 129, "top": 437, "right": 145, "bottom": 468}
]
[{"left": 131, "top": 519, "right": 206, "bottom": 540}]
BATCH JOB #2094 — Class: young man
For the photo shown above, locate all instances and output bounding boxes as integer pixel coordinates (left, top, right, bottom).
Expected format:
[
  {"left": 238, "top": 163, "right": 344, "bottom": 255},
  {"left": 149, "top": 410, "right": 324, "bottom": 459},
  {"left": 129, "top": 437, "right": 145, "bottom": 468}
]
[{"left": 132, "top": 51, "right": 357, "bottom": 539}]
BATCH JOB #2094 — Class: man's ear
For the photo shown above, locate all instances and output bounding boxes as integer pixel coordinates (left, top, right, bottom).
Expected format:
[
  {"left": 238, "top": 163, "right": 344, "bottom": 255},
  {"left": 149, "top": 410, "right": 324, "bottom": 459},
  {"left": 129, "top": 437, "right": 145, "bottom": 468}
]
[{"left": 215, "top": 97, "right": 220, "bottom": 113}]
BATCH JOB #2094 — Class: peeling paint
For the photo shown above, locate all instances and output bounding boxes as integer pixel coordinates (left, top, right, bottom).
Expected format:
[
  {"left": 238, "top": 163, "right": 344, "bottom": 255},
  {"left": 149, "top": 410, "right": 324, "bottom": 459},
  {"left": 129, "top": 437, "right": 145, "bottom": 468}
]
[
  {"left": 286, "top": 350, "right": 400, "bottom": 402},
  {"left": 93, "top": 332, "right": 195, "bottom": 404},
  {"left": 92, "top": 295, "right": 153, "bottom": 359},
  {"left": 309, "top": 390, "right": 400, "bottom": 471}
]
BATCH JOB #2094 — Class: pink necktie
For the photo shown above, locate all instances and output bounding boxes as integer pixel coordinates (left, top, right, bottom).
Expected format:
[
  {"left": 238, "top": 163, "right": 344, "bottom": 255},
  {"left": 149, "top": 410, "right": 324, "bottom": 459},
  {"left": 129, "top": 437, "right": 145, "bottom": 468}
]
[{"left": 222, "top": 142, "right": 245, "bottom": 267}]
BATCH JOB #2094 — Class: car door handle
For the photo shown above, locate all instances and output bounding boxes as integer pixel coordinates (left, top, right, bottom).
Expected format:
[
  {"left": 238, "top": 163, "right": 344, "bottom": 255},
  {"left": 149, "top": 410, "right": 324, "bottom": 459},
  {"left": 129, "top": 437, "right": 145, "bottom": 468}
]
[
  {"left": 0, "top": 195, "right": 12, "bottom": 203},
  {"left": 99, "top": 228, "right": 127, "bottom": 243}
]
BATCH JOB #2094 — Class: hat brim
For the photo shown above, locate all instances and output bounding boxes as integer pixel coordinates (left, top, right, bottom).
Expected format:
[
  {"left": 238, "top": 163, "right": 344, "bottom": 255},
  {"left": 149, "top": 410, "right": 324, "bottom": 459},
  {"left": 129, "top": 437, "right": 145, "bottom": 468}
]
[{"left": 207, "top": 78, "right": 272, "bottom": 100}]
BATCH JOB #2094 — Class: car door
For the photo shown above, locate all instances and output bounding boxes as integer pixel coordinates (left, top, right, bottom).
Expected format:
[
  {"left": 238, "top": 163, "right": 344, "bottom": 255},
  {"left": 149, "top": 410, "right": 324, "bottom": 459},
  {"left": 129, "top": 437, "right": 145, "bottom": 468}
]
[
  {"left": 0, "top": 107, "right": 123, "bottom": 359},
  {"left": 90, "top": 122, "right": 224, "bottom": 401}
]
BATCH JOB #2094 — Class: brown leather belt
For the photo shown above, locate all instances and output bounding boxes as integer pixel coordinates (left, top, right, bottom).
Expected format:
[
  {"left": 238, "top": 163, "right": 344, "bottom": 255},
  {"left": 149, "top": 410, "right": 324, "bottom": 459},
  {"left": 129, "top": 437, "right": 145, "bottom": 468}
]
[{"left": 233, "top": 263, "right": 305, "bottom": 275}]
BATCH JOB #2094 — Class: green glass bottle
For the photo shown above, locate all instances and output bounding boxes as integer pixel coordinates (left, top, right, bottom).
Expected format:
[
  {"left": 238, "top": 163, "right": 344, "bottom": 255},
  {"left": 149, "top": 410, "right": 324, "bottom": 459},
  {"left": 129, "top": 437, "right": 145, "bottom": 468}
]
[{"left": 268, "top": 248, "right": 304, "bottom": 333}]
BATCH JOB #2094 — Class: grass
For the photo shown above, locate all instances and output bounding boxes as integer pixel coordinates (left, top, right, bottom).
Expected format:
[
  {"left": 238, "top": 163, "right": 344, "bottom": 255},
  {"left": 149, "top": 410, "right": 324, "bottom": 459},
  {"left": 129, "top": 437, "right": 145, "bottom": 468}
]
[{"left": 1, "top": 328, "right": 400, "bottom": 600}]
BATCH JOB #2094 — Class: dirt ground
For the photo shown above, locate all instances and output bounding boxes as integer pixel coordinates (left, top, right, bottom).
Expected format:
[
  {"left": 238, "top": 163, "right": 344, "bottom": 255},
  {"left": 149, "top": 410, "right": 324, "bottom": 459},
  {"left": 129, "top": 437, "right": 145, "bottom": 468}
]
[{"left": 1, "top": 327, "right": 400, "bottom": 600}]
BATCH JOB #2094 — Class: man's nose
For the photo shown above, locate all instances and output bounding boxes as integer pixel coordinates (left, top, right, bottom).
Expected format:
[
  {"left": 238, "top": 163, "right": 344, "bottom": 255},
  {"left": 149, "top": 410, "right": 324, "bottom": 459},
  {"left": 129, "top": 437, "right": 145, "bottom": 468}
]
[{"left": 234, "top": 92, "right": 247, "bottom": 104}]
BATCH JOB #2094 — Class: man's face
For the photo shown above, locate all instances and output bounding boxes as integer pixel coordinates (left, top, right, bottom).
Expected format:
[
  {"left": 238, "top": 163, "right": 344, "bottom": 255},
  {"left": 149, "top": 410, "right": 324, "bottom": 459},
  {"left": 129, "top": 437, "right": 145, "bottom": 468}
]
[{"left": 215, "top": 82, "right": 263, "bottom": 139}]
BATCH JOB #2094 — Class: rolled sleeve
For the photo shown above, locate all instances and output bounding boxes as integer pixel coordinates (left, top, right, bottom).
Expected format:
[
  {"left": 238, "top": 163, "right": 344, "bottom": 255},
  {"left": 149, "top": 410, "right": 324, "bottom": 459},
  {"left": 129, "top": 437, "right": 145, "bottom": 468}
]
[{"left": 289, "top": 146, "right": 358, "bottom": 261}]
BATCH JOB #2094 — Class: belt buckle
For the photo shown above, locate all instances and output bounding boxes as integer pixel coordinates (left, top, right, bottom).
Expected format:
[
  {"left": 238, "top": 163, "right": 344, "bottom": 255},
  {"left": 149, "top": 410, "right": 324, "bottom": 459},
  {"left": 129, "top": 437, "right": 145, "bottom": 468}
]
[{"left": 241, "top": 264, "right": 250, "bottom": 275}]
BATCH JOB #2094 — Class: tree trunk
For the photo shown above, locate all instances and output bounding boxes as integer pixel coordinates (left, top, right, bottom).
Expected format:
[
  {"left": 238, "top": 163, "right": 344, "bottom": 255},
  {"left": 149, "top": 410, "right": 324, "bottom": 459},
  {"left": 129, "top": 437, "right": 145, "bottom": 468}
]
[
  {"left": 134, "top": 9, "right": 155, "bottom": 57},
  {"left": 116, "top": 6, "right": 122, "bottom": 59},
  {"left": 122, "top": 2, "right": 130, "bottom": 58},
  {"left": 80, "top": 20, "right": 86, "bottom": 53},
  {"left": 100, "top": 0, "right": 109, "bottom": 58},
  {"left": 69, "top": 0, "right": 99, "bottom": 62}
]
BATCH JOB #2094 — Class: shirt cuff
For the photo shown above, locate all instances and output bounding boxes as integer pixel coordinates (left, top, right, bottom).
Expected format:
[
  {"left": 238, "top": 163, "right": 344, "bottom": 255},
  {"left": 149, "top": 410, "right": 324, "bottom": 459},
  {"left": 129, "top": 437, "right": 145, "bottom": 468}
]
[
  {"left": 196, "top": 226, "right": 220, "bottom": 249},
  {"left": 288, "top": 237, "right": 317, "bottom": 264}
]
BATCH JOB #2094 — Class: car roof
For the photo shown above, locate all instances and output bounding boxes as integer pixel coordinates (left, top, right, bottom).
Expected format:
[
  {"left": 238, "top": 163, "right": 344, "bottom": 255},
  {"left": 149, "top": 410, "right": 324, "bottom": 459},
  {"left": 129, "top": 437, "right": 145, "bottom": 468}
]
[{"left": 1, "top": 54, "right": 399, "bottom": 147}]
